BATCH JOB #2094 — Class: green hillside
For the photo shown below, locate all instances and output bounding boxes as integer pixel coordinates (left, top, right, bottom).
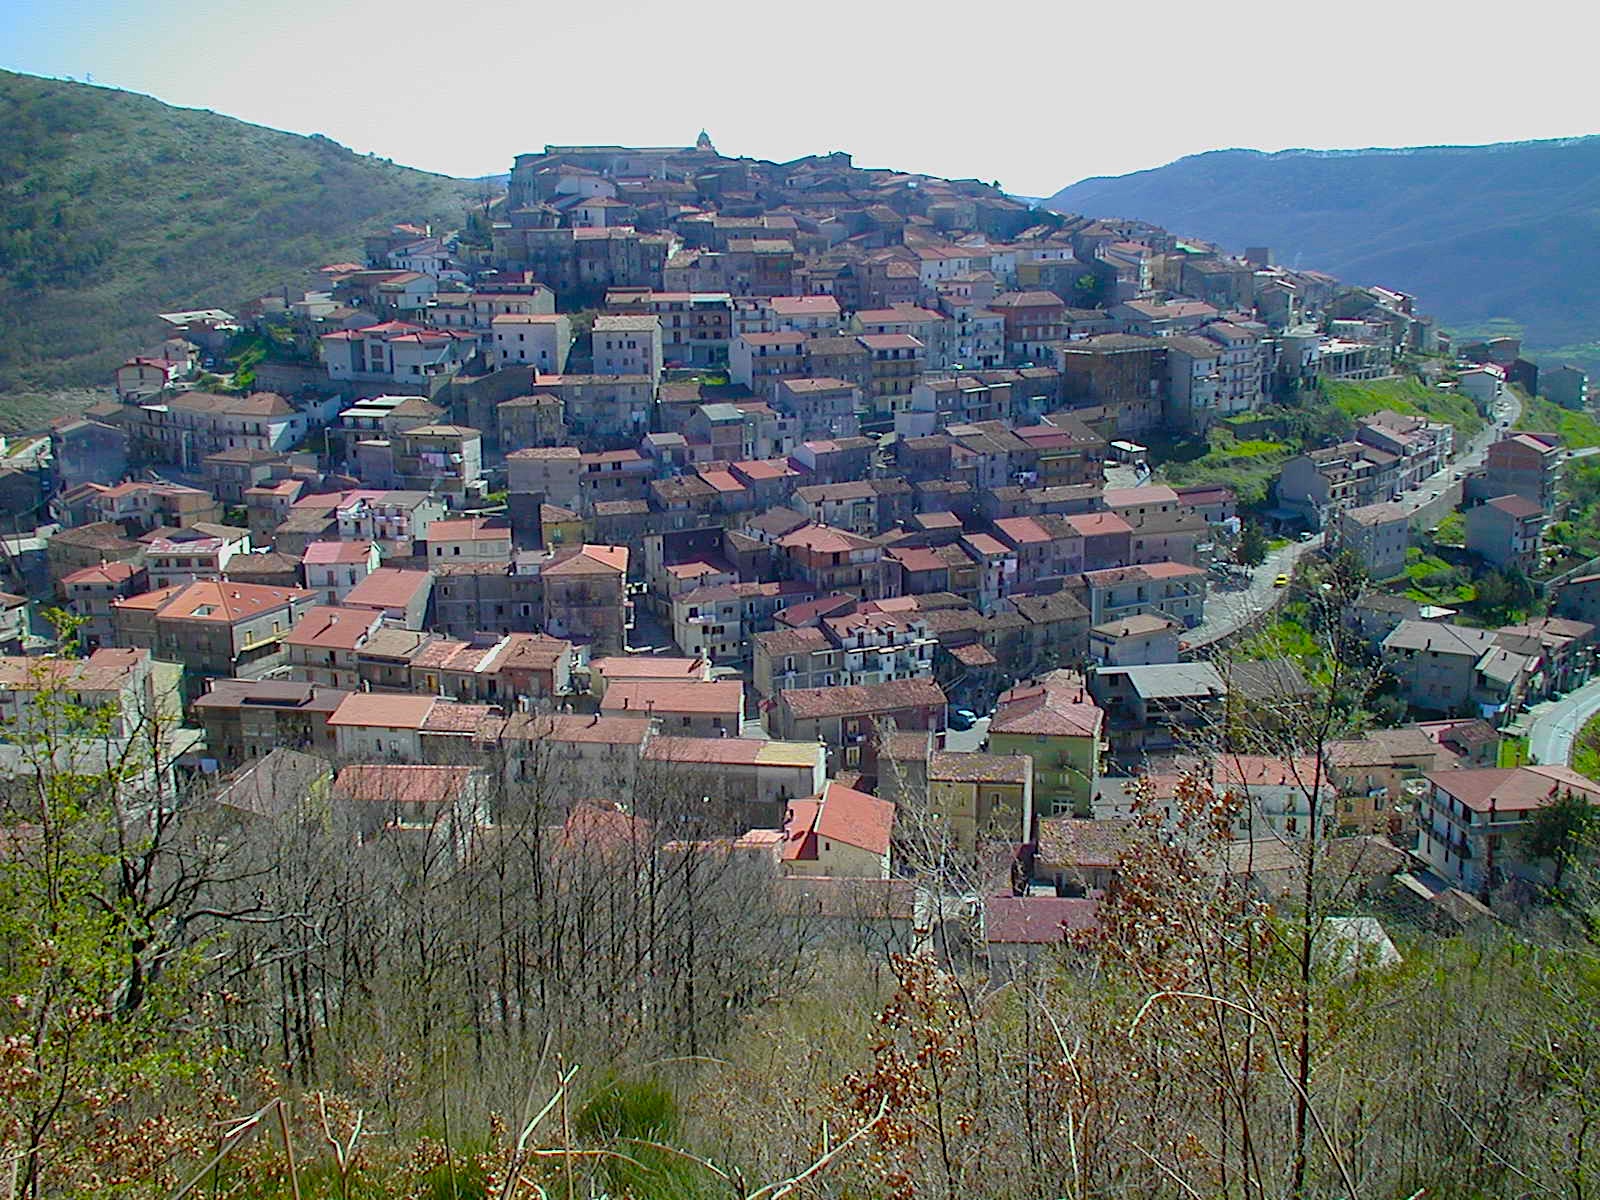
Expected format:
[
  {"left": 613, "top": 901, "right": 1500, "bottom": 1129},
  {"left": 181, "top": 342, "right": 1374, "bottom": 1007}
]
[
  {"left": 1047, "top": 138, "right": 1600, "bottom": 366},
  {"left": 1322, "top": 376, "right": 1486, "bottom": 442},
  {"left": 0, "top": 70, "right": 485, "bottom": 397}
]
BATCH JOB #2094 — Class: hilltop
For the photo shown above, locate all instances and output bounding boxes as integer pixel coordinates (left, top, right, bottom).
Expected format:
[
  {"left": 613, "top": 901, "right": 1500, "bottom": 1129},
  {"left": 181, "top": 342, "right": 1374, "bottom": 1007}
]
[
  {"left": 1047, "top": 137, "right": 1600, "bottom": 361},
  {"left": 0, "top": 70, "right": 487, "bottom": 396}
]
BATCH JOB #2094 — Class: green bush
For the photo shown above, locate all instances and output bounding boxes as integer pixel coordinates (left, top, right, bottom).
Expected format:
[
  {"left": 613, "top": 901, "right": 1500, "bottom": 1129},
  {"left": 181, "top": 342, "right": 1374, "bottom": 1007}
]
[
  {"left": 573, "top": 1077, "right": 721, "bottom": 1200},
  {"left": 575, "top": 1076, "right": 679, "bottom": 1142}
]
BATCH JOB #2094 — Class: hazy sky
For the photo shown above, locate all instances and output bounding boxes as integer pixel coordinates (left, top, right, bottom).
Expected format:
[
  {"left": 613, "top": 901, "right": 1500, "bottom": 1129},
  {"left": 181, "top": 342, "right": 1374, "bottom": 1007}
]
[{"left": 5, "top": 0, "right": 1596, "bottom": 196}]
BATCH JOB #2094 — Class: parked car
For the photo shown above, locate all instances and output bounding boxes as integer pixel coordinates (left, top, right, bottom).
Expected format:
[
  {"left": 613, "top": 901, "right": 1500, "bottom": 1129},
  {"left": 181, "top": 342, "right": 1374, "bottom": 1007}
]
[
  {"left": 1273, "top": 574, "right": 1290, "bottom": 588},
  {"left": 948, "top": 708, "right": 978, "bottom": 730},
  {"left": 1298, "top": 531, "right": 1315, "bottom": 542}
]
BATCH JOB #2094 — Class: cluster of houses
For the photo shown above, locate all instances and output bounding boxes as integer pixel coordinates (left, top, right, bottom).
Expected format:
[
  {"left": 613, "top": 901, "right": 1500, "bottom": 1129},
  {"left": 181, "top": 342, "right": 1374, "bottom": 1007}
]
[
  {"left": 1282, "top": 403, "right": 1568, "bottom": 583},
  {"left": 3, "top": 137, "right": 1593, "bottom": 969}
]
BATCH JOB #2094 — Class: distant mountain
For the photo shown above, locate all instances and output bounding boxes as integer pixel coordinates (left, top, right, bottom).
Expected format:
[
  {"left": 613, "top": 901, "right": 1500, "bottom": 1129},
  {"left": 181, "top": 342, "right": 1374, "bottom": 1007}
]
[
  {"left": 1047, "top": 138, "right": 1600, "bottom": 355},
  {"left": 0, "top": 70, "right": 485, "bottom": 395}
]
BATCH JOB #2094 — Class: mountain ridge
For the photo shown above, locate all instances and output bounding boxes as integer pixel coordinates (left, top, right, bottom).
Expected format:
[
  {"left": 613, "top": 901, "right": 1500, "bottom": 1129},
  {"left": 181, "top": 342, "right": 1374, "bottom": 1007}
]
[{"left": 1047, "top": 135, "right": 1600, "bottom": 358}]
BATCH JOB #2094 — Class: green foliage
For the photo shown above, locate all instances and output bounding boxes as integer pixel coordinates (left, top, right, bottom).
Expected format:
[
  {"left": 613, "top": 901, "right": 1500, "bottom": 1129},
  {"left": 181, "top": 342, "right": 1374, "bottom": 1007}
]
[
  {"left": 1472, "top": 567, "right": 1537, "bottom": 624},
  {"left": 1402, "top": 551, "right": 1473, "bottom": 604},
  {"left": 1431, "top": 510, "right": 1466, "bottom": 547},
  {"left": 412, "top": 1156, "right": 489, "bottom": 1200},
  {"left": 1271, "top": 390, "right": 1357, "bottom": 445},
  {"left": 575, "top": 1078, "right": 720, "bottom": 1199},
  {"left": 1236, "top": 520, "right": 1269, "bottom": 566},
  {"left": 1153, "top": 373, "right": 1478, "bottom": 512},
  {"left": 1574, "top": 711, "right": 1600, "bottom": 781},
  {"left": 0, "top": 69, "right": 482, "bottom": 397},
  {"left": 1516, "top": 393, "right": 1600, "bottom": 449},
  {"left": 1523, "top": 789, "right": 1600, "bottom": 886},
  {"left": 1236, "top": 614, "right": 1320, "bottom": 664},
  {"left": 575, "top": 1076, "right": 679, "bottom": 1142},
  {"left": 0, "top": 658, "right": 226, "bottom": 1193},
  {"left": 1157, "top": 428, "right": 1297, "bottom": 507},
  {"left": 1322, "top": 376, "right": 1486, "bottom": 442},
  {"left": 1500, "top": 734, "right": 1532, "bottom": 768}
]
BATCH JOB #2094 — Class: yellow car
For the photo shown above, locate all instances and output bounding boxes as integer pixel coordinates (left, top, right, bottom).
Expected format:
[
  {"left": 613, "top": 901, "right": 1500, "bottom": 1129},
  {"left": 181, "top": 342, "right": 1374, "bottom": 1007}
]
[{"left": 1273, "top": 574, "right": 1290, "bottom": 587}]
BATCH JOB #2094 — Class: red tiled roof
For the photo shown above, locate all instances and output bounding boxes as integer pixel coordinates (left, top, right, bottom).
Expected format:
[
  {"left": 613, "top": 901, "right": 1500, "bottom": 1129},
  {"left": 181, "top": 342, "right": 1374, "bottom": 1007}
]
[
  {"left": 1064, "top": 512, "right": 1133, "bottom": 537},
  {"left": 334, "top": 764, "right": 475, "bottom": 808},
  {"left": 120, "top": 579, "right": 314, "bottom": 623},
  {"left": 1037, "top": 817, "right": 1136, "bottom": 868},
  {"left": 544, "top": 544, "right": 629, "bottom": 576},
  {"left": 484, "top": 633, "right": 568, "bottom": 674},
  {"left": 506, "top": 712, "right": 652, "bottom": 746},
  {"left": 993, "top": 516, "right": 1052, "bottom": 545},
  {"left": 302, "top": 540, "right": 376, "bottom": 565},
  {"left": 857, "top": 333, "right": 924, "bottom": 351},
  {"left": 61, "top": 561, "right": 141, "bottom": 586},
  {"left": 327, "top": 693, "right": 435, "bottom": 729},
  {"left": 344, "top": 568, "right": 431, "bottom": 610},
  {"left": 985, "top": 896, "right": 1099, "bottom": 944},
  {"left": 428, "top": 518, "right": 511, "bottom": 542},
  {"left": 1427, "top": 764, "right": 1600, "bottom": 814},
  {"left": 783, "top": 781, "right": 895, "bottom": 860},
  {"left": 1103, "top": 485, "right": 1180, "bottom": 507},
  {"left": 593, "top": 656, "right": 706, "bottom": 681},
  {"left": 962, "top": 533, "right": 1011, "bottom": 557},
  {"left": 991, "top": 674, "right": 1102, "bottom": 738},
  {"left": 1483, "top": 494, "right": 1544, "bottom": 519},
  {"left": 558, "top": 801, "right": 653, "bottom": 852},
  {"left": 777, "top": 524, "right": 876, "bottom": 554},
  {"left": 781, "top": 677, "right": 947, "bottom": 721},
  {"left": 602, "top": 679, "right": 742, "bottom": 717},
  {"left": 285, "top": 606, "right": 381, "bottom": 651}
]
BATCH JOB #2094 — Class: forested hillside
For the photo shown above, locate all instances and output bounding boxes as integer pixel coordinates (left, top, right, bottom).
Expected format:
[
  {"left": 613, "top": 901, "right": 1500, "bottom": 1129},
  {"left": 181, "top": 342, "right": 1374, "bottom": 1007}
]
[
  {"left": 7, "top": 649, "right": 1600, "bottom": 1199},
  {"left": 0, "top": 70, "right": 483, "bottom": 395},
  {"left": 1048, "top": 138, "right": 1600, "bottom": 360}
]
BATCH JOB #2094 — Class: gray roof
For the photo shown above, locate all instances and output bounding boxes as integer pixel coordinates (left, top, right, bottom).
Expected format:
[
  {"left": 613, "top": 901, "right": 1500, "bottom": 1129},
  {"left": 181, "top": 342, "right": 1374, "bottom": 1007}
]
[
  {"left": 1227, "top": 657, "right": 1315, "bottom": 700},
  {"left": 1105, "top": 662, "right": 1227, "bottom": 700},
  {"left": 1382, "top": 620, "right": 1499, "bottom": 657}
]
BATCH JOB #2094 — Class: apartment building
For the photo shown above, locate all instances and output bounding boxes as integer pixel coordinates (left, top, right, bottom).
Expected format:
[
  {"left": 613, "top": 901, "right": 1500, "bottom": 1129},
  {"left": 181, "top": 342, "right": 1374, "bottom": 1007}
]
[
  {"left": 111, "top": 580, "right": 318, "bottom": 697},
  {"left": 1330, "top": 501, "right": 1411, "bottom": 580},
  {"left": 1420, "top": 764, "right": 1600, "bottom": 895}
]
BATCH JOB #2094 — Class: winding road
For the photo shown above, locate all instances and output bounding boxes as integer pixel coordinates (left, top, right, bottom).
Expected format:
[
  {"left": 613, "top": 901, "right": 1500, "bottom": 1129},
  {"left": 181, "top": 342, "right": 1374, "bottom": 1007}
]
[{"left": 1526, "top": 677, "right": 1600, "bottom": 766}]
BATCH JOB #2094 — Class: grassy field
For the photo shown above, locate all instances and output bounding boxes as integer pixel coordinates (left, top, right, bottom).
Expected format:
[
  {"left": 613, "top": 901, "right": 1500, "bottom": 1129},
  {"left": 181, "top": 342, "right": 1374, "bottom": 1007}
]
[
  {"left": 1515, "top": 393, "right": 1600, "bottom": 449},
  {"left": 1156, "top": 429, "right": 1297, "bottom": 507},
  {"left": 1401, "top": 550, "right": 1475, "bottom": 605},
  {"left": 0, "top": 70, "right": 485, "bottom": 413},
  {"left": 0, "top": 388, "right": 113, "bottom": 434},
  {"left": 1431, "top": 510, "right": 1466, "bottom": 546},
  {"left": 1323, "top": 376, "right": 1487, "bottom": 442},
  {"left": 1573, "top": 712, "right": 1600, "bottom": 777},
  {"left": 1499, "top": 735, "right": 1532, "bottom": 769}
]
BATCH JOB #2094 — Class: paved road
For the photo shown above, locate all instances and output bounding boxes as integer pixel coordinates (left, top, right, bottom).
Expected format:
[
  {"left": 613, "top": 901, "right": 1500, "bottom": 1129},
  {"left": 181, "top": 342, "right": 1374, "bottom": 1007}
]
[
  {"left": 943, "top": 715, "right": 991, "bottom": 753},
  {"left": 1525, "top": 677, "right": 1600, "bottom": 766},
  {"left": 1188, "top": 535, "right": 1322, "bottom": 647}
]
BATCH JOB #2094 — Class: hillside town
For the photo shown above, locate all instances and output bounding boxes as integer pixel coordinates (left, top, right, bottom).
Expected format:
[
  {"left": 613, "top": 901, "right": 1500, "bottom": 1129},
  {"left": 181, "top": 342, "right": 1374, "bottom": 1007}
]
[{"left": 9, "top": 135, "right": 1600, "bottom": 964}]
